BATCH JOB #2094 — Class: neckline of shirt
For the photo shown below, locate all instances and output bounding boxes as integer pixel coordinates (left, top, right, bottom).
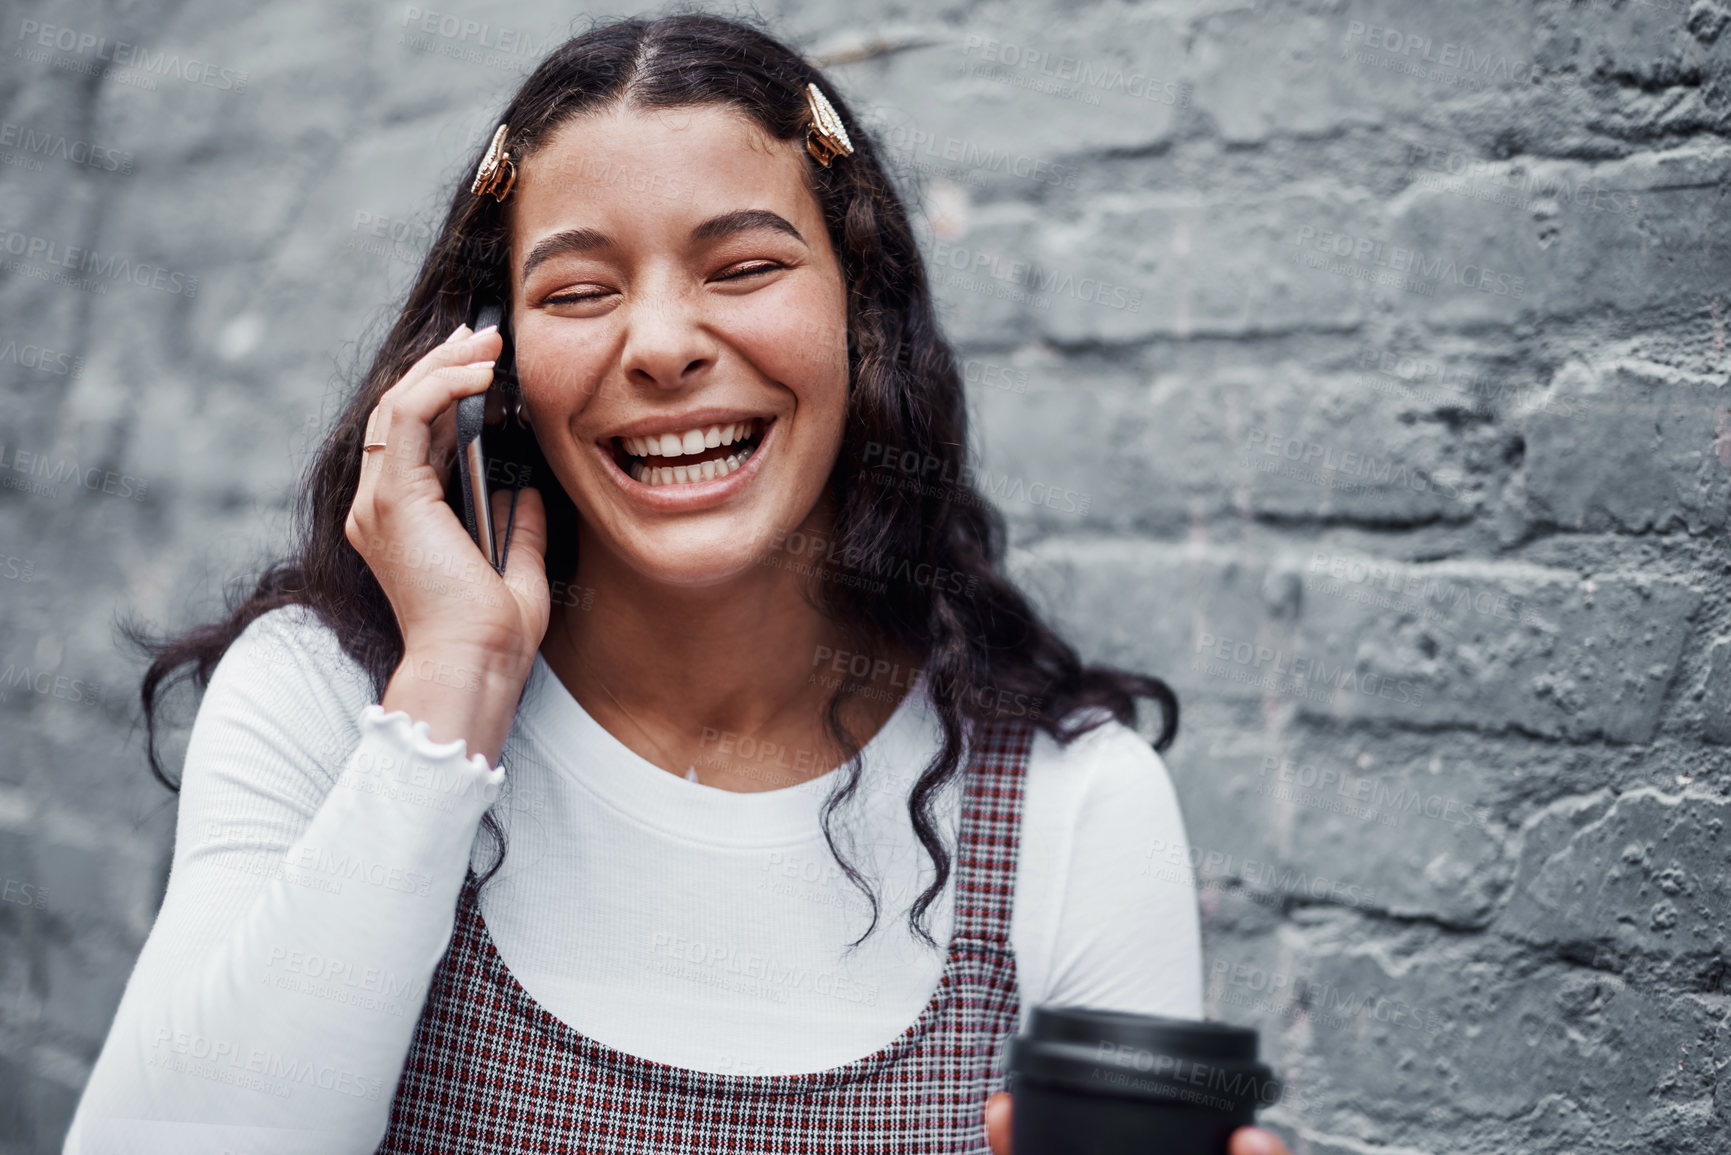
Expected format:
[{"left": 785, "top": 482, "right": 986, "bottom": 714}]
[{"left": 511, "top": 651, "right": 938, "bottom": 847}]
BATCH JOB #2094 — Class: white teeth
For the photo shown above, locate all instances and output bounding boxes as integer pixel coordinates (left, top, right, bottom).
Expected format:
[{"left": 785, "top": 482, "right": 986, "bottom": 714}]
[
  {"left": 624, "top": 422, "right": 761, "bottom": 458},
  {"left": 639, "top": 451, "right": 748, "bottom": 486},
  {"left": 625, "top": 420, "right": 766, "bottom": 485}
]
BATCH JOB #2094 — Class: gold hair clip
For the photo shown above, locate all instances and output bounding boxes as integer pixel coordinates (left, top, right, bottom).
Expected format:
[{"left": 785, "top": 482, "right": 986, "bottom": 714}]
[
  {"left": 471, "top": 123, "right": 517, "bottom": 201},
  {"left": 804, "top": 83, "right": 853, "bottom": 166}
]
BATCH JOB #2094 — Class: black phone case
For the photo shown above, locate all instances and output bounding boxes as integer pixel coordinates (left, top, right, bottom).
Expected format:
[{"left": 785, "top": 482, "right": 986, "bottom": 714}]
[{"left": 455, "top": 301, "right": 534, "bottom": 572}]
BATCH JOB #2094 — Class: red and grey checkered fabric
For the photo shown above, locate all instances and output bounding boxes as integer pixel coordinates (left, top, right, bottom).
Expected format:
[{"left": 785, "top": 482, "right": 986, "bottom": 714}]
[{"left": 376, "top": 720, "right": 1033, "bottom": 1153}]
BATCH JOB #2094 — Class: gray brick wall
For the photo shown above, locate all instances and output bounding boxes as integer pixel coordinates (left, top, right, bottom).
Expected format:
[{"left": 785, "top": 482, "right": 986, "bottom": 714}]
[{"left": 1, "top": 0, "right": 1726, "bottom": 1151}]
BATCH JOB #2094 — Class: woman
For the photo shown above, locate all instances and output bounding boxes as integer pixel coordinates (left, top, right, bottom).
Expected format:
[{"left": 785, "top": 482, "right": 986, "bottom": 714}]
[{"left": 67, "top": 15, "right": 1290, "bottom": 1155}]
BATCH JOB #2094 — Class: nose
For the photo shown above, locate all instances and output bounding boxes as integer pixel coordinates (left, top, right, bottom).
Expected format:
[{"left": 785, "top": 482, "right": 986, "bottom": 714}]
[{"left": 618, "top": 279, "right": 718, "bottom": 393}]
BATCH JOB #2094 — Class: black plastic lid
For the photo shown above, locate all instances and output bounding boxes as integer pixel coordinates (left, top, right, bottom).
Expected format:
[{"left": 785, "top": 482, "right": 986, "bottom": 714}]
[{"left": 1007, "top": 1006, "right": 1282, "bottom": 1113}]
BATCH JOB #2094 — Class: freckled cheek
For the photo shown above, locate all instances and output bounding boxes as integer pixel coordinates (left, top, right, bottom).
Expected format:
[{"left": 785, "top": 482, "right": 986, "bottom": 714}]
[
  {"left": 738, "top": 314, "right": 849, "bottom": 395},
  {"left": 514, "top": 336, "right": 609, "bottom": 418}
]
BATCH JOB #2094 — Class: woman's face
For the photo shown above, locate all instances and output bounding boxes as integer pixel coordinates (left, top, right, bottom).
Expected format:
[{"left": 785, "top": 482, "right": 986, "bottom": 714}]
[{"left": 507, "top": 102, "right": 850, "bottom": 589}]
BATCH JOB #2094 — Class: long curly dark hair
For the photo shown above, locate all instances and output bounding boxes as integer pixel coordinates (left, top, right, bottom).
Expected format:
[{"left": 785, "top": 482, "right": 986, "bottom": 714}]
[{"left": 129, "top": 12, "right": 1178, "bottom": 953}]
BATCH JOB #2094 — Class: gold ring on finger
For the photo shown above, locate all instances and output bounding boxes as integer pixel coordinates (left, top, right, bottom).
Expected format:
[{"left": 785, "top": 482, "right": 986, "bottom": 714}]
[{"left": 362, "top": 404, "right": 391, "bottom": 452}]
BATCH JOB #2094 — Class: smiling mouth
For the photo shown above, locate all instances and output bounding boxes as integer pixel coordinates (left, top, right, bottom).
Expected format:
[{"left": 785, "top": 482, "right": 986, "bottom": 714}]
[{"left": 611, "top": 418, "right": 768, "bottom": 487}]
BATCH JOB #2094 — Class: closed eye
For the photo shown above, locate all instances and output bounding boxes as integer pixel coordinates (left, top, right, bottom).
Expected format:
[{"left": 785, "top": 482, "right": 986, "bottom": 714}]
[
  {"left": 542, "top": 262, "right": 783, "bottom": 306},
  {"left": 544, "top": 288, "right": 613, "bottom": 306},
  {"left": 715, "top": 261, "right": 783, "bottom": 281}
]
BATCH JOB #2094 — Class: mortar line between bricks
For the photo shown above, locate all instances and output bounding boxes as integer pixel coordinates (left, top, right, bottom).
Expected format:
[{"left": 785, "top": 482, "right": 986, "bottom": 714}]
[
  {"left": 1223, "top": 889, "right": 1490, "bottom": 934},
  {"left": 1239, "top": 715, "right": 1687, "bottom": 750}
]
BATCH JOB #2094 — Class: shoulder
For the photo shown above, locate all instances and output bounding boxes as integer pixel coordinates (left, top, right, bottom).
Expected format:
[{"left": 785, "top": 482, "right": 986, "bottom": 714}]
[
  {"left": 1011, "top": 710, "right": 1192, "bottom": 915},
  {"left": 1019, "top": 710, "right": 1181, "bottom": 827},
  {"left": 190, "top": 603, "right": 377, "bottom": 779},
  {"left": 220, "top": 603, "right": 373, "bottom": 692},
  {"left": 1009, "top": 711, "right": 1203, "bottom": 1021},
  {"left": 226, "top": 602, "right": 364, "bottom": 671}
]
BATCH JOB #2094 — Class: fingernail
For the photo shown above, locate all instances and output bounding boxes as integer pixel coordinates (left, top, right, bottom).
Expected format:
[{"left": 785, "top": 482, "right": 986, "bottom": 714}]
[
  {"left": 445, "top": 324, "right": 471, "bottom": 343},
  {"left": 472, "top": 360, "right": 496, "bottom": 369},
  {"left": 1233, "top": 1128, "right": 1276, "bottom": 1155},
  {"left": 474, "top": 323, "right": 499, "bottom": 337}
]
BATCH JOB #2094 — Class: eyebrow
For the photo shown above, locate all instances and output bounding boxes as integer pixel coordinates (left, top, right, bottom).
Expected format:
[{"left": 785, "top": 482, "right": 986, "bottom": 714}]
[{"left": 520, "top": 209, "right": 806, "bottom": 286}]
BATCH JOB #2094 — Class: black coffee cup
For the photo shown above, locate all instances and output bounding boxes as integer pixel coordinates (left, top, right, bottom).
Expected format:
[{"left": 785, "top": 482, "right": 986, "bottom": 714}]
[{"left": 1005, "top": 1006, "right": 1281, "bottom": 1155}]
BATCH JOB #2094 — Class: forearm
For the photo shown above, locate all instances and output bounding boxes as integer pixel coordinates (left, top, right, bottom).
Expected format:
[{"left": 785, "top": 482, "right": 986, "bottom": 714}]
[{"left": 67, "top": 706, "right": 502, "bottom": 1155}]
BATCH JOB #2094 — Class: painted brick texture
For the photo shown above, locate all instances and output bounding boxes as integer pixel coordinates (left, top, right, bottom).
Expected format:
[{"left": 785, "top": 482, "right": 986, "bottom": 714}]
[{"left": 0, "top": 1, "right": 1726, "bottom": 1152}]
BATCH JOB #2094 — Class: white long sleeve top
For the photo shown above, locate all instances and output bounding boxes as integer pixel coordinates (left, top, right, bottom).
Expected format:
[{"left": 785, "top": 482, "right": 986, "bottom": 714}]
[{"left": 63, "top": 604, "right": 1202, "bottom": 1154}]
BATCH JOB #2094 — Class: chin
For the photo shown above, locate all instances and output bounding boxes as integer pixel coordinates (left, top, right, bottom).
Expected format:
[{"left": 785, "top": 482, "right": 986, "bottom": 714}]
[{"left": 625, "top": 544, "right": 778, "bottom": 590}]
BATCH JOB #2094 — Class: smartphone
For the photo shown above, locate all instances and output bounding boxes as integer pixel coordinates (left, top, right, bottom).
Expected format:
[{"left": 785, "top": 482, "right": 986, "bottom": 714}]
[{"left": 454, "top": 299, "right": 536, "bottom": 572}]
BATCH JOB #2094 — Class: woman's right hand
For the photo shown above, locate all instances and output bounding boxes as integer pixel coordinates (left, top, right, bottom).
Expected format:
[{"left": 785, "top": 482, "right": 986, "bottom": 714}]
[{"left": 345, "top": 322, "right": 551, "bottom": 761}]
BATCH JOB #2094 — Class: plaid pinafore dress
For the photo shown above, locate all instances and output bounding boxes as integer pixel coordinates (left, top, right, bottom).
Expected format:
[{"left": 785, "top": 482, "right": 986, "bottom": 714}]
[{"left": 376, "top": 720, "right": 1033, "bottom": 1154}]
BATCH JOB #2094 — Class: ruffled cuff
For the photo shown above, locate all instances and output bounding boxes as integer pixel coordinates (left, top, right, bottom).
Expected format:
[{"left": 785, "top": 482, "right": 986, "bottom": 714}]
[{"left": 358, "top": 702, "right": 503, "bottom": 779}]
